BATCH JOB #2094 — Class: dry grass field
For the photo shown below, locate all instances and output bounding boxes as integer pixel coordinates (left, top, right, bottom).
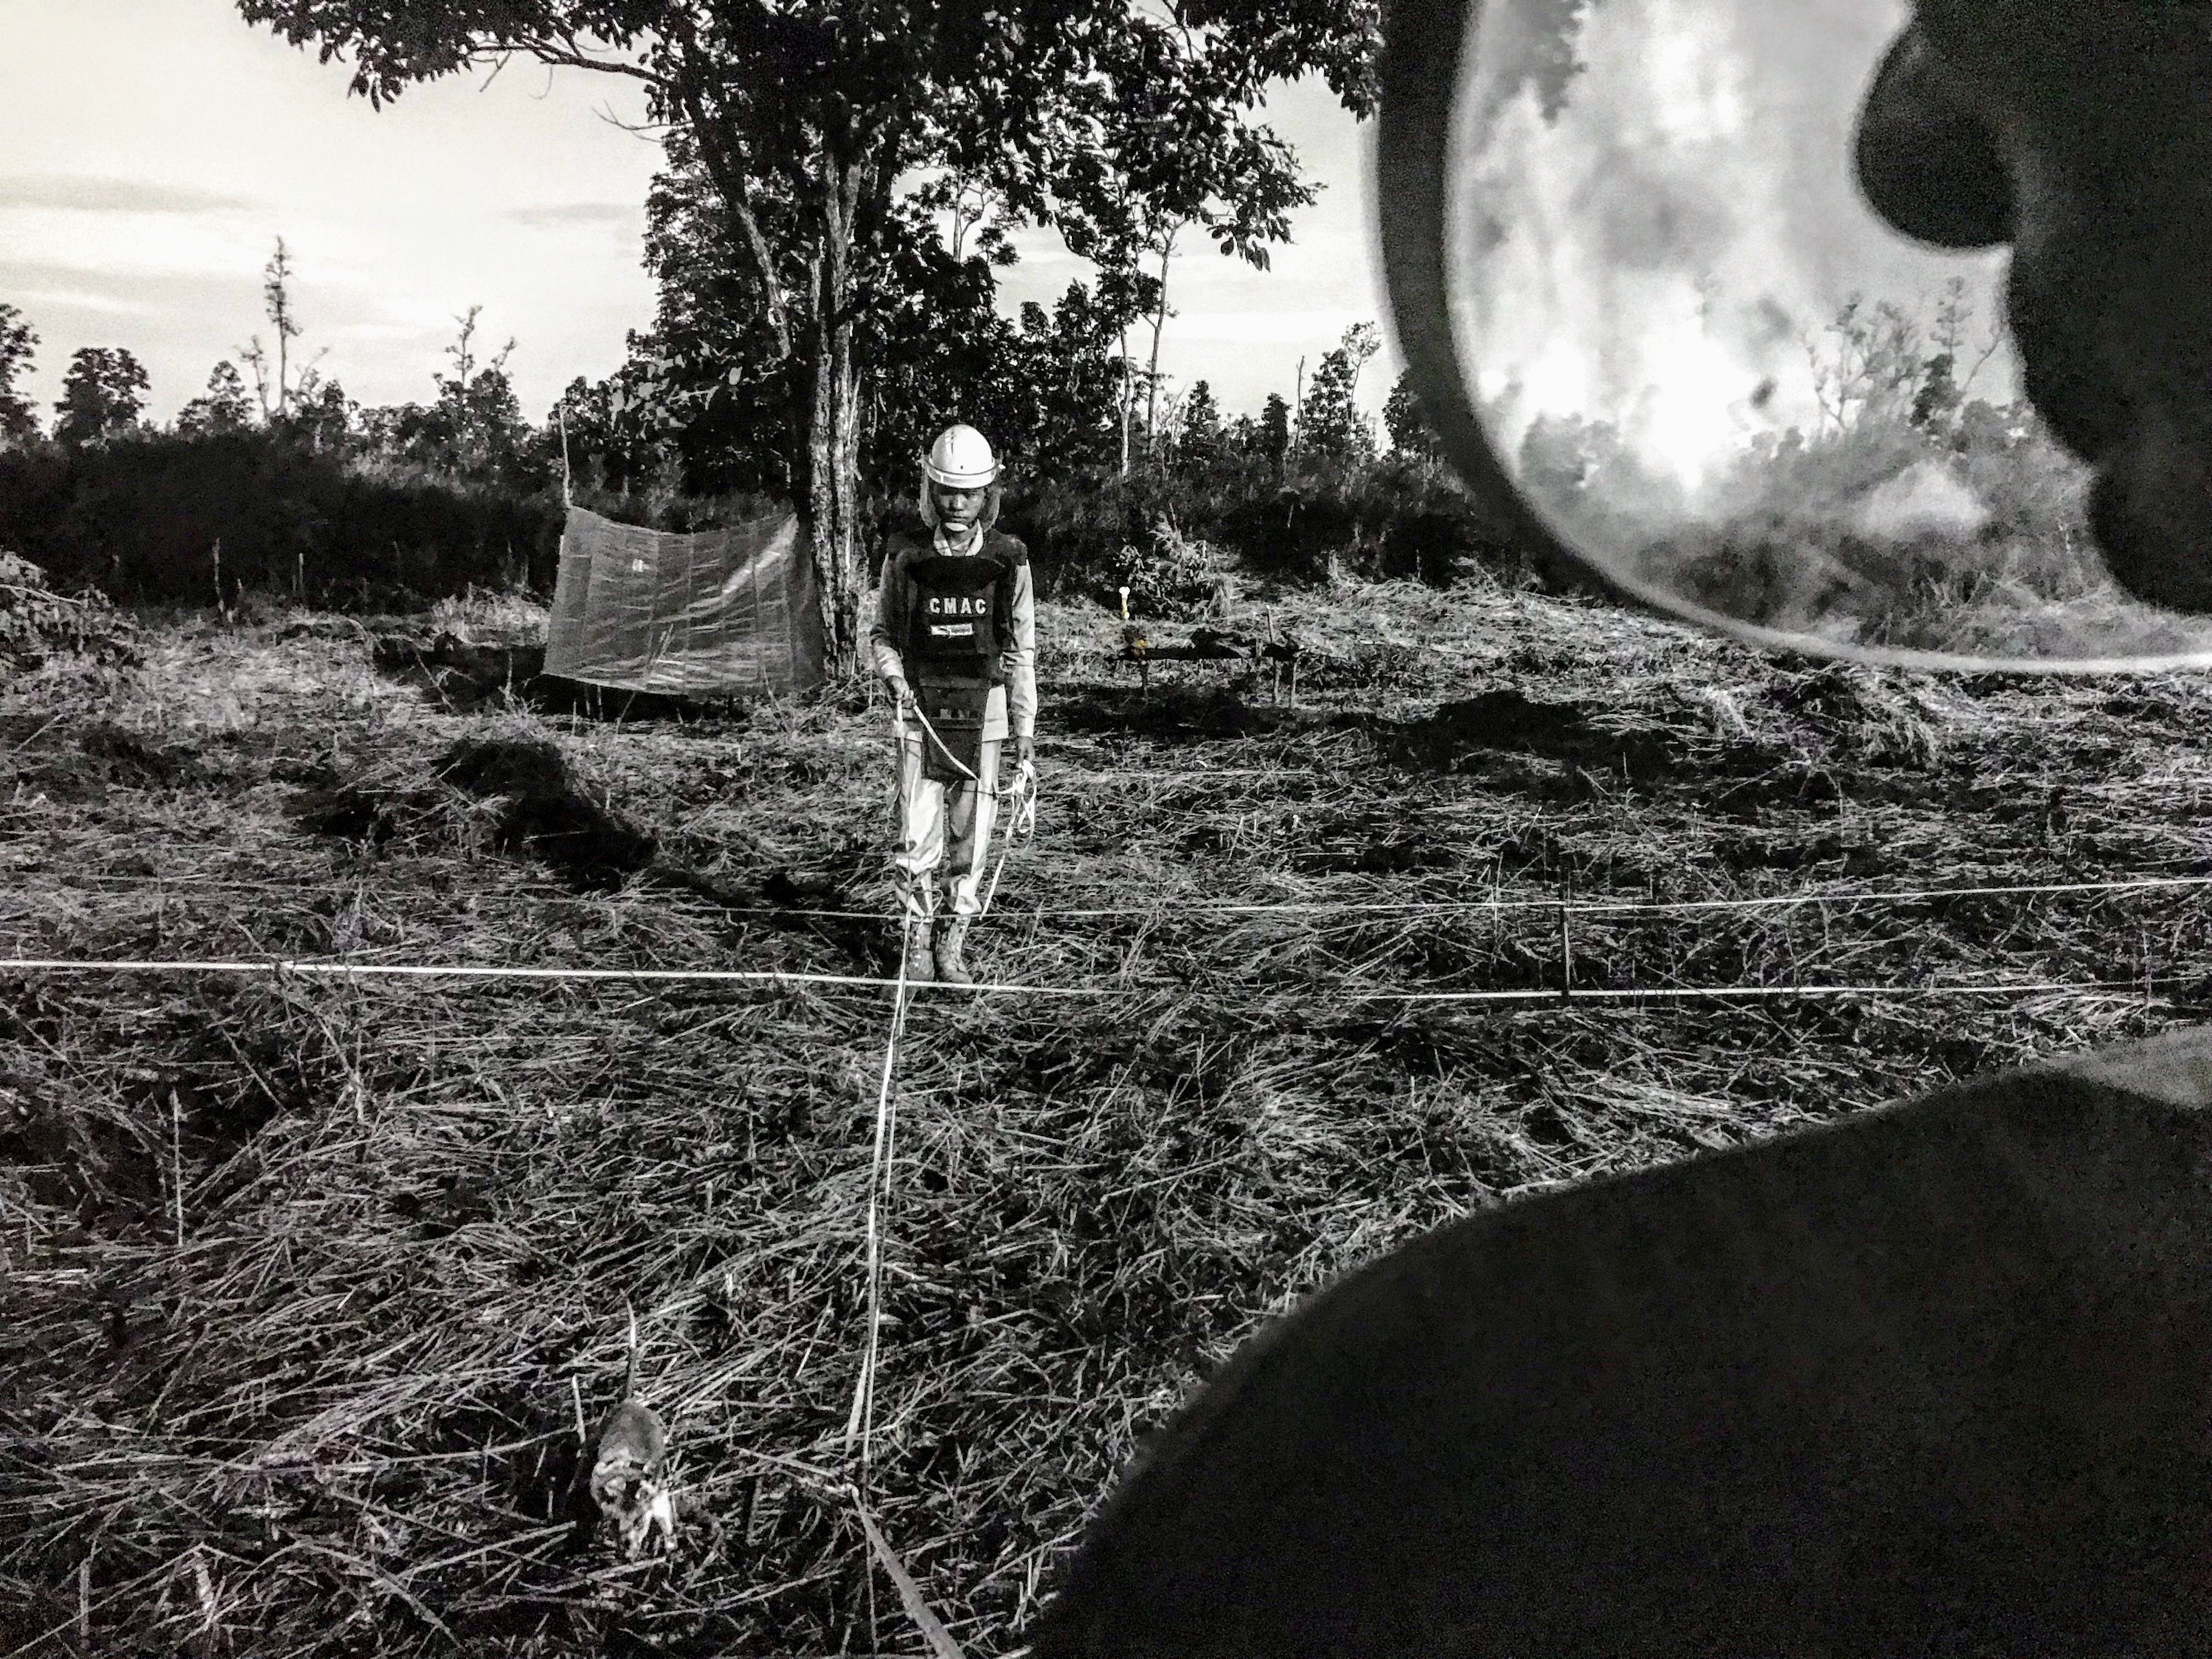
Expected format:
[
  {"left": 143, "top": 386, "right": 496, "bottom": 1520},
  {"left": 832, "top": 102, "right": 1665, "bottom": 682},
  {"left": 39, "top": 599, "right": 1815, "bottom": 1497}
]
[{"left": 5, "top": 566, "right": 2211, "bottom": 1655}]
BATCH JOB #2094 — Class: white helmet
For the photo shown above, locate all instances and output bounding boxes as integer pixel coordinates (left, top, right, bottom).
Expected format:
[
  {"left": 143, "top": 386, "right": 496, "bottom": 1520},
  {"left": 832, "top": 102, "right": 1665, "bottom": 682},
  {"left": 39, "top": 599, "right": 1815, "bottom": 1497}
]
[{"left": 923, "top": 424, "right": 1000, "bottom": 489}]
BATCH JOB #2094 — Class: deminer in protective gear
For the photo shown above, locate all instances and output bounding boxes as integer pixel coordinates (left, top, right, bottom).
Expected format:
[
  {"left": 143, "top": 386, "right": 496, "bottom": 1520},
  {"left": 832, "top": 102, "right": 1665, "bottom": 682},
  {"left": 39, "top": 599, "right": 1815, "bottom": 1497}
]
[{"left": 869, "top": 425, "right": 1037, "bottom": 986}]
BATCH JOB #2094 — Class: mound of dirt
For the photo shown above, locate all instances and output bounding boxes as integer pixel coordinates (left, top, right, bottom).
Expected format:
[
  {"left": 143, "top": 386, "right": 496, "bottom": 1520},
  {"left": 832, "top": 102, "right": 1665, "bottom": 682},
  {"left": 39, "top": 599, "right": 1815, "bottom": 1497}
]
[
  {"left": 1383, "top": 690, "right": 1676, "bottom": 776},
  {"left": 289, "top": 782, "right": 420, "bottom": 847},
  {"left": 289, "top": 736, "right": 656, "bottom": 891},
  {"left": 372, "top": 630, "right": 744, "bottom": 723},
  {"left": 1294, "top": 838, "right": 1460, "bottom": 876},
  {"left": 371, "top": 631, "right": 549, "bottom": 713},
  {"left": 80, "top": 726, "right": 204, "bottom": 788},
  {"left": 434, "top": 737, "right": 658, "bottom": 891},
  {"left": 294, "top": 738, "right": 893, "bottom": 964},
  {"left": 1768, "top": 662, "right": 1945, "bottom": 769},
  {"left": 7, "top": 721, "right": 208, "bottom": 800},
  {"left": 495, "top": 792, "right": 658, "bottom": 892},
  {"left": 1058, "top": 685, "right": 1312, "bottom": 743},
  {"left": 434, "top": 734, "right": 569, "bottom": 799}
]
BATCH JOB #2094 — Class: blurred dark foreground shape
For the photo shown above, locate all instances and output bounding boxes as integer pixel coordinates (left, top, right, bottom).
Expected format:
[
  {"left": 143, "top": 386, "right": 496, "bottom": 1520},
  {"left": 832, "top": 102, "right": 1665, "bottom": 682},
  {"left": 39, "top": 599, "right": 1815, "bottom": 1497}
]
[
  {"left": 1853, "top": 2, "right": 2212, "bottom": 616},
  {"left": 1029, "top": 1026, "right": 2212, "bottom": 1658}
]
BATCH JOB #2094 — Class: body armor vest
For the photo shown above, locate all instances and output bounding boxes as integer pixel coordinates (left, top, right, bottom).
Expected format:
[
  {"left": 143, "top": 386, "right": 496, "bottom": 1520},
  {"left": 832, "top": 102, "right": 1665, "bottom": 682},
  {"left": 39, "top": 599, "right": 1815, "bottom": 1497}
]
[
  {"left": 906, "top": 550, "right": 1016, "bottom": 681},
  {"left": 902, "top": 540, "right": 1023, "bottom": 784}
]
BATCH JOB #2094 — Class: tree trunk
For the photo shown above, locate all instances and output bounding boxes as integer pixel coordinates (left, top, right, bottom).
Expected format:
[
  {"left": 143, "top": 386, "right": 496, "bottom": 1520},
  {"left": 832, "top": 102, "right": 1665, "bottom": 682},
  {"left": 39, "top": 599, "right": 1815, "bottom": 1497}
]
[
  {"left": 807, "top": 320, "right": 866, "bottom": 674},
  {"left": 1144, "top": 229, "right": 1177, "bottom": 464},
  {"left": 807, "top": 162, "right": 867, "bottom": 676},
  {"left": 1118, "top": 327, "right": 1133, "bottom": 476}
]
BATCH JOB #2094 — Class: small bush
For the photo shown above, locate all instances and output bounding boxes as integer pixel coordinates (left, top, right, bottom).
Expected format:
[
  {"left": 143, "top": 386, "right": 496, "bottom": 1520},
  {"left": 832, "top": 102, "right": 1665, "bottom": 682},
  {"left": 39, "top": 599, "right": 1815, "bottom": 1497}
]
[
  {"left": 1215, "top": 487, "right": 1362, "bottom": 585},
  {"left": 1000, "top": 464, "right": 1186, "bottom": 599},
  {"left": 0, "top": 549, "right": 138, "bottom": 670},
  {"left": 1380, "top": 510, "right": 1482, "bottom": 588},
  {"left": 1006, "top": 450, "right": 1532, "bottom": 602},
  {"left": 1103, "top": 517, "right": 1229, "bottom": 619},
  {"left": 1626, "top": 404, "right": 2109, "bottom": 644}
]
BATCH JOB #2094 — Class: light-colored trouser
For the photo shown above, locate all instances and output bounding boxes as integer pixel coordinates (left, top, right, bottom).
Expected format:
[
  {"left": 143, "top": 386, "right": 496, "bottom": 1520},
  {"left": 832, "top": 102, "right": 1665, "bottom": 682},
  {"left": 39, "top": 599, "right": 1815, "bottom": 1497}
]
[{"left": 892, "top": 733, "right": 1001, "bottom": 921}]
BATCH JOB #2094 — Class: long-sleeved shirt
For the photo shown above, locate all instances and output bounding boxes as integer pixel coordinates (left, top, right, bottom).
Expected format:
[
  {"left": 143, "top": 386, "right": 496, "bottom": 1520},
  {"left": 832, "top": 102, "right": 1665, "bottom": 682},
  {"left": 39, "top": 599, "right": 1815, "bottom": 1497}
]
[{"left": 869, "top": 526, "right": 1037, "bottom": 741}]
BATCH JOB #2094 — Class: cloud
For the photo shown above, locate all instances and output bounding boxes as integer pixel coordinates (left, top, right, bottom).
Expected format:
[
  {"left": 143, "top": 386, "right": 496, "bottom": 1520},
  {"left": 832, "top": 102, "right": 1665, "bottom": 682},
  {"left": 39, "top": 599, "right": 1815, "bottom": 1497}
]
[
  {"left": 0, "top": 257, "right": 286, "bottom": 318},
  {"left": 503, "top": 201, "right": 641, "bottom": 228},
  {"left": 0, "top": 253, "right": 417, "bottom": 327},
  {"left": 0, "top": 174, "right": 257, "bottom": 214},
  {"left": 0, "top": 258, "right": 192, "bottom": 317},
  {"left": 1169, "top": 308, "right": 1376, "bottom": 345}
]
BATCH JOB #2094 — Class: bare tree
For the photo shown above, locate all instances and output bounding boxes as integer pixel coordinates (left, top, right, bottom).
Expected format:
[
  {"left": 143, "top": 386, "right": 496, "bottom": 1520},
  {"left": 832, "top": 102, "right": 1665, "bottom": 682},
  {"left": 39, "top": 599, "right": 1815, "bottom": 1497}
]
[
  {"left": 443, "top": 304, "right": 516, "bottom": 393},
  {"left": 239, "top": 238, "right": 328, "bottom": 422},
  {"left": 1341, "top": 320, "right": 1381, "bottom": 400},
  {"left": 927, "top": 173, "right": 1010, "bottom": 264},
  {"left": 1928, "top": 275, "right": 2005, "bottom": 400},
  {"left": 1142, "top": 223, "right": 1181, "bottom": 461},
  {"left": 1804, "top": 296, "right": 1923, "bottom": 434}
]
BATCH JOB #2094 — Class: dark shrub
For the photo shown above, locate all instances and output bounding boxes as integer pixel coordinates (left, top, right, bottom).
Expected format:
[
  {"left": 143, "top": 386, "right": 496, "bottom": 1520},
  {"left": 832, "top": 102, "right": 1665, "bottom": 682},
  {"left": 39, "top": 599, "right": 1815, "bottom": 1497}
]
[
  {"left": 1380, "top": 510, "right": 1480, "bottom": 588},
  {"left": 0, "top": 431, "right": 563, "bottom": 609}
]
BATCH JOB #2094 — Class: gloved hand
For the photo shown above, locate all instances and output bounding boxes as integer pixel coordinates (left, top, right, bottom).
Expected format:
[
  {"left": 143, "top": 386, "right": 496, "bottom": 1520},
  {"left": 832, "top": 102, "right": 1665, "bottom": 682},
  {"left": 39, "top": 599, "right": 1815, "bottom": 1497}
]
[
  {"left": 888, "top": 678, "right": 917, "bottom": 720},
  {"left": 1013, "top": 733, "right": 1035, "bottom": 769}
]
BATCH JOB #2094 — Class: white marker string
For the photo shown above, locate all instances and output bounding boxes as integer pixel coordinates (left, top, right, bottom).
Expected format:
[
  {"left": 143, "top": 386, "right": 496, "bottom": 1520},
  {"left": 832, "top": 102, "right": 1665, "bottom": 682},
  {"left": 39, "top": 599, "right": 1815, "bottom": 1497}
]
[
  {"left": 1351, "top": 978, "right": 2153, "bottom": 1006},
  {"left": 1005, "top": 872, "right": 2212, "bottom": 923},
  {"left": 0, "top": 955, "right": 2171, "bottom": 1010},
  {"left": 978, "top": 761, "right": 1037, "bottom": 920},
  {"left": 844, "top": 967, "right": 910, "bottom": 1460},
  {"left": 25, "top": 868, "right": 2197, "bottom": 926},
  {"left": 0, "top": 958, "right": 1096, "bottom": 994}
]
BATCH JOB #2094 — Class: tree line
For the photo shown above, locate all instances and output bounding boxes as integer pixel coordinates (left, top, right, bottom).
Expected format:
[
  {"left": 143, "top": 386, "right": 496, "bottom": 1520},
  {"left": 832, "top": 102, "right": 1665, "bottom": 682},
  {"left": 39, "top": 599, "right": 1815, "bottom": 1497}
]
[
  {"left": 0, "top": 246, "right": 548, "bottom": 492},
  {"left": 0, "top": 204, "right": 1466, "bottom": 610}
]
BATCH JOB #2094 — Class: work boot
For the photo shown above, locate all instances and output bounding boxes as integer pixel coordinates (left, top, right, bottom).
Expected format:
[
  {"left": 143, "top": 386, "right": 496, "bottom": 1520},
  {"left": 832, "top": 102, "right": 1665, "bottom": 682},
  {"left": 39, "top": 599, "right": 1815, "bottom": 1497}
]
[
  {"left": 933, "top": 916, "right": 974, "bottom": 986},
  {"left": 899, "top": 918, "right": 935, "bottom": 984}
]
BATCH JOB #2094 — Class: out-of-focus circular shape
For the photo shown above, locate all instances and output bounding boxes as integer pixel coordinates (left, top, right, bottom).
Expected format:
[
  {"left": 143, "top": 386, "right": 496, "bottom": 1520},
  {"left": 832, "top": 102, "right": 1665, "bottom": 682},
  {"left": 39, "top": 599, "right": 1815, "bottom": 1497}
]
[{"left": 1376, "top": 0, "right": 2212, "bottom": 672}]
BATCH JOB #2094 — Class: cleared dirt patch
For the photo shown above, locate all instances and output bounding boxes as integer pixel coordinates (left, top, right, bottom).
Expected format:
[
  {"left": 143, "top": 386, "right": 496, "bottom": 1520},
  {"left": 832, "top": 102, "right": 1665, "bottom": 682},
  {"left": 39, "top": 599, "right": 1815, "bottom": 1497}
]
[{"left": 1377, "top": 689, "right": 1679, "bottom": 776}]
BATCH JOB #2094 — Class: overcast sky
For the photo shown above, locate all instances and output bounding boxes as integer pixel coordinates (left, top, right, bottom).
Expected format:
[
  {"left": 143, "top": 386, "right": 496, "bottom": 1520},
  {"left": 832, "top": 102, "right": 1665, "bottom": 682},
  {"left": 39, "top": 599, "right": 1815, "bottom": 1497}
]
[{"left": 0, "top": 0, "right": 1398, "bottom": 431}]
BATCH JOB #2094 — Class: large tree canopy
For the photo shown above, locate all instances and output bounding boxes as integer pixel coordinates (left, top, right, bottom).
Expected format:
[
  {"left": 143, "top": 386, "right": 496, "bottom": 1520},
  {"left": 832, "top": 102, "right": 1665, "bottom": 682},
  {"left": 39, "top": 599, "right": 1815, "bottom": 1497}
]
[
  {"left": 0, "top": 303, "right": 38, "bottom": 447},
  {"left": 613, "top": 129, "right": 1140, "bottom": 513},
  {"left": 54, "top": 347, "right": 151, "bottom": 449},
  {"left": 236, "top": 0, "right": 1380, "bottom": 672}
]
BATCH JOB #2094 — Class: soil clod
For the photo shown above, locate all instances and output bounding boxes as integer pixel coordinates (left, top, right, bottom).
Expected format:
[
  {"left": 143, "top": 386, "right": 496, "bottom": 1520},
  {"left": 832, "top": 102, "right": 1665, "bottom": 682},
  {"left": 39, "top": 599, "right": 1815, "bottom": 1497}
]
[{"left": 1382, "top": 690, "right": 1677, "bottom": 776}]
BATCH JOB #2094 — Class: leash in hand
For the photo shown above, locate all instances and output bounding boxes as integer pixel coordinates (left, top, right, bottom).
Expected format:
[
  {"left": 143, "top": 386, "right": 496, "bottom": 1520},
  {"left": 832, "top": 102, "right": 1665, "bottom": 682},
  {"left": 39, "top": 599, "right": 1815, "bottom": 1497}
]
[{"left": 979, "top": 757, "right": 1036, "bottom": 918}]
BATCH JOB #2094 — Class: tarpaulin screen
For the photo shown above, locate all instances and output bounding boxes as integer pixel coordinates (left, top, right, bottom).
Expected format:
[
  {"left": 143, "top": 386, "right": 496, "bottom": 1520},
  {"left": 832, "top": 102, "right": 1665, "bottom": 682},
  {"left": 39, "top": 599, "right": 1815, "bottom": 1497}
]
[{"left": 544, "top": 505, "right": 825, "bottom": 697}]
